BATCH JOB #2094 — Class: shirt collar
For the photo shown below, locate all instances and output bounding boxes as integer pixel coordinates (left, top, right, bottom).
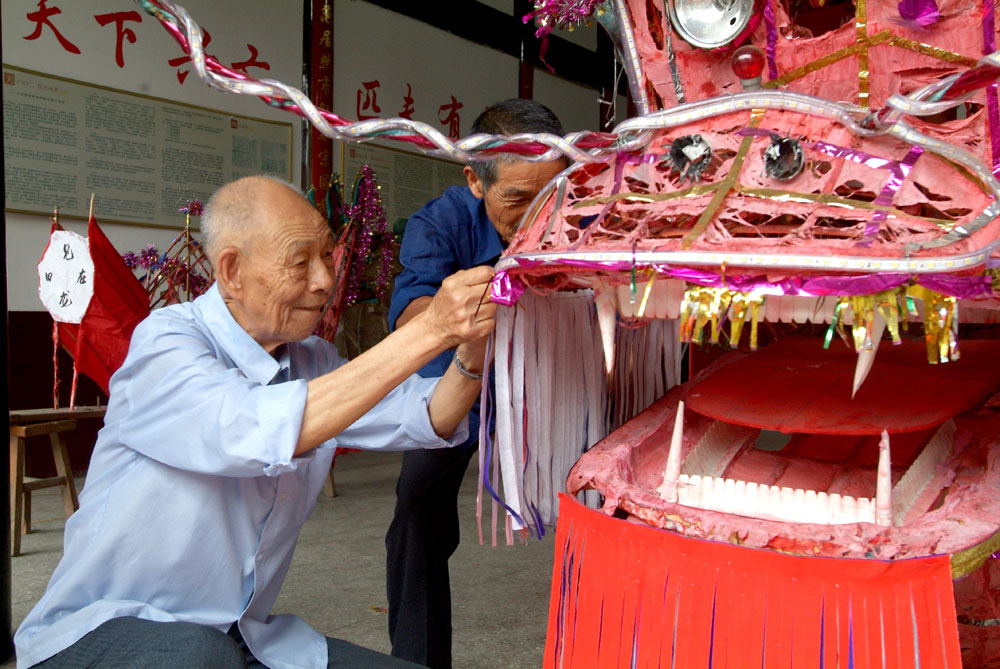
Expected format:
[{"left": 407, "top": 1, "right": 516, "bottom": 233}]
[{"left": 197, "top": 283, "right": 285, "bottom": 385}]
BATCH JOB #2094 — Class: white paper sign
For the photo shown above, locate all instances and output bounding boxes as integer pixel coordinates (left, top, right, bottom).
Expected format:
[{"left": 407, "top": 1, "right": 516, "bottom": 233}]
[{"left": 38, "top": 230, "right": 94, "bottom": 323}]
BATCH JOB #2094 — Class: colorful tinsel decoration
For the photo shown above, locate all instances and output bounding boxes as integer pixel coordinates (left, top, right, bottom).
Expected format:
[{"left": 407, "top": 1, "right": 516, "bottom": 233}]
[
  {"left": 678, "top": 283, "right": 956, "bottom": 364},
  {"left": 122, "top": 200, "right": 212, "bottom": 307},
  {"left": 342, "top": 164, "right": 394, "bottom": 305},
  {"left": 309, "top": 166, "right": 396, "bottom": 345},
  {"left": 309, "top": 175, "right": 354, "bottom": 343},
  {"left": 122, "top": 244, "right": 211, "bottom": 305},
  {"left": 523, "top": 0, "right": 607, "bottom": 38},
  {"left": 678, "top": 285, "right": 763, "bottom": 350}
]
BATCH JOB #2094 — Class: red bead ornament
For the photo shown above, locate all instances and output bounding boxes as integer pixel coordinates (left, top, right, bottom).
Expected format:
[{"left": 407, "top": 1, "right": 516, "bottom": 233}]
[{"left": 731, "top": 44, "right": 765, "bottom": 87}]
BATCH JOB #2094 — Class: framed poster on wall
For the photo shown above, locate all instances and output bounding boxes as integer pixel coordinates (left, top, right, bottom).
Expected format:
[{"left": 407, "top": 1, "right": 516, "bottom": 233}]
[
  {"left": 341, "top": 142, "right": 468, "bottom": 228},
  {"left": 3, "top": 65, "right": 293, "bottom": 229}
]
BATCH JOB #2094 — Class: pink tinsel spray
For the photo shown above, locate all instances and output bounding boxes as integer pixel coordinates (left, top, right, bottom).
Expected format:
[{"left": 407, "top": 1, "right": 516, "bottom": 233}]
[
  {"left": 343, "top": 164, "right": 394, "bottom": 304},
  {"left": 523, "top": 0, "right": 605, "bottom": 38}
]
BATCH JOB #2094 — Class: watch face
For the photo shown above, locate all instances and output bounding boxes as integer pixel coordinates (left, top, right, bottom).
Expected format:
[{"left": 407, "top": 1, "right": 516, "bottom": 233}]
[{"left": 38, "top": 230, "right": 95, "bottom": 324}]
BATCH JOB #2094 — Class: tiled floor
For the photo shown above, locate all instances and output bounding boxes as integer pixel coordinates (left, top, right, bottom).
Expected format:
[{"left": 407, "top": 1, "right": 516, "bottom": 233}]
[{"left": 4, "top": 450, "right": 554, "bottom": 668}]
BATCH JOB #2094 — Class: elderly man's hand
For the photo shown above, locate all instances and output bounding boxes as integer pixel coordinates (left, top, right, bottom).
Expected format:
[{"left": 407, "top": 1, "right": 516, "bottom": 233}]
[{"left": 422, "top": 266, "right": 497, "bottom": 349}]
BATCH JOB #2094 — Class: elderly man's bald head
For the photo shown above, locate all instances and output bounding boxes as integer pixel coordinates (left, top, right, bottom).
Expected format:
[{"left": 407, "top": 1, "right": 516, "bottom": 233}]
[
  {"left": 202, "top": 175, "right": 305, "bottom": 264},
  {"left": 206, "top": 175, "right": 336, "bottom": 352}
]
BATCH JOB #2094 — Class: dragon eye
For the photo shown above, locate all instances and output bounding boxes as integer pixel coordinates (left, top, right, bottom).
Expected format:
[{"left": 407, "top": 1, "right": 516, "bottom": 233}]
[{"left": 667, "top": 0, "right": 759, "bottom": 50}]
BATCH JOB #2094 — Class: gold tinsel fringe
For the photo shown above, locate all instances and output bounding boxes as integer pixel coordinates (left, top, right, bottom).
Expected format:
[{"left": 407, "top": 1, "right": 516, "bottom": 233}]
[{"left": 677, "top": 284, "right": 957, "bottom": 363}]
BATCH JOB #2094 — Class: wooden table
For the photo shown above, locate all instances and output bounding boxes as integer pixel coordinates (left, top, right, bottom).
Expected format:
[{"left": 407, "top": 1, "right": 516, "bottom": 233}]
[
  {"left": 9, "top": 406, "right": 106, "bottom": 556},
  {"left": 9, "top": 406, "right": 107, "bottom": 425}
]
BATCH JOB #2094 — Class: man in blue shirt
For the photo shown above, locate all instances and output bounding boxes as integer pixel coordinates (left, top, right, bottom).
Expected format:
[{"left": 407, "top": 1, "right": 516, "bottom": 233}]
[
  {"left": 15, "top": 175, "right": 496, "bottom": 669},
  {"left": 385, "top": 99, "right": 566, "bottom": 668}
]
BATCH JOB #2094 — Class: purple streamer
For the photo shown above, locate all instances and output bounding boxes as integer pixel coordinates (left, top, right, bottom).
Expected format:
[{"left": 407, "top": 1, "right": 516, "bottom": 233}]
[
  {"left": 490, "top": 271, "right": 527, "bottom": 306},
  {"left": 858, "top": 145, "right": 924, "bottom": 246},
  {"left": 739, "top": 130, "right": 920, "bottom": 174},
  {"left": 808, "top": 139, "right": 905, "bottom": 170},
  {"left": 917, "top": 274, "right": 992, "bottom": 299},
  {"left": 897, "top": 0, "right": 940, "bottom": 26},
  {"left": 801, "top": 273, "right": 909, "bottom": 295},
  {"left": 499, "top": 256, "right": 991, "bottom": 300},
  {"left": 736, "top": 127, "right": 775, "bottom": 140},
  {"left": 478, "top": 359, "right": 529, "bottom": 532},
  {"left": 763, "top": 0, "right": 778, "bottom": 81},
  {"left": 983, "top": 1, "right": 1000, "bottom": 177}
]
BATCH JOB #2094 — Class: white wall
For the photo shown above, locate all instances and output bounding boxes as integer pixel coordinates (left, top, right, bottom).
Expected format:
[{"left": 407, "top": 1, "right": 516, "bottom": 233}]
[
  {"left": 3, "top": 0, "right": 305, "bottom": 311},
  {"left": 4, "top": 0, "right": 607, "bottom": 311},
  {"left": 329, "top": 0, "right": 604, "bottom": 176},
  {"left": 534, "top": 68, "right": 603, "bottom": 134},
  {"left": 332, "top": 0, "right": 519, "bottom": 138}
]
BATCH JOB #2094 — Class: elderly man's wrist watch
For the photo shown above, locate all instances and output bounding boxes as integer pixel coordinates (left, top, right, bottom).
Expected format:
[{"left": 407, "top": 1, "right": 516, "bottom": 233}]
[{"left": 452, "top": 351, "right": 484, "bottom": 381}]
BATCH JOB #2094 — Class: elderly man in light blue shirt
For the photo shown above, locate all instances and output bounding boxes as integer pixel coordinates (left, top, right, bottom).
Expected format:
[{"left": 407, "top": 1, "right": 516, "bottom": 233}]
[{"left": 14, "top": 175, "right": 496, "bottom": 669}]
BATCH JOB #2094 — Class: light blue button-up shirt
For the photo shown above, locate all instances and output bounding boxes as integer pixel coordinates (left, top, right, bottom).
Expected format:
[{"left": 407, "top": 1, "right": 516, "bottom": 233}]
[{"left": 15, "top": 284, "right": 467, "bottom": 669}]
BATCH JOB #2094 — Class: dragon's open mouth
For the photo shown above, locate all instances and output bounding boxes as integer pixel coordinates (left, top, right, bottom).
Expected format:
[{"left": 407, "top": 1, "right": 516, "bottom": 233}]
[
  {"left": 655, "top": 337, "right": 1000, "bottom": 527},
  {"left": 560, "top": 329, "right": 1000, "bottom": 558}
]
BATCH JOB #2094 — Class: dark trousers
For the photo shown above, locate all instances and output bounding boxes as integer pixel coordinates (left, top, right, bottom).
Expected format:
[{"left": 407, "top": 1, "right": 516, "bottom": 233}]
[
  {"left": 385, "top": 444, "right": 478, "bottom": 669},
  {"left": 33, "top": 616, "right": 422, "bottom": 668}
]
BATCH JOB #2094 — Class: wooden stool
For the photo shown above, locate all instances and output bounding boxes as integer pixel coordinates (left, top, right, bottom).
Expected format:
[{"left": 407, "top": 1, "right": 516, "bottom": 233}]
[
  {"left": 9, "top": 419, "right": 79, "bottom": 557},
  {"left": 323, "top": 469, "right": 337, "bottom": 498}
]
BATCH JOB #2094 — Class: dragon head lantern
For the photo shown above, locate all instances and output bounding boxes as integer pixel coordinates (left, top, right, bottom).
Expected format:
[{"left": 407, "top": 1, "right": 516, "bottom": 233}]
[{"left": 483, "top": 0, "right": 1000, "bottom": 666}]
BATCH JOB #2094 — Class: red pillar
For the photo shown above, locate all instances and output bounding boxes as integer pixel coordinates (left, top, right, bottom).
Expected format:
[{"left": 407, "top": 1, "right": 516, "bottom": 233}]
[{"left": 309, "top": 0, "right": 335, "bottom": 213}]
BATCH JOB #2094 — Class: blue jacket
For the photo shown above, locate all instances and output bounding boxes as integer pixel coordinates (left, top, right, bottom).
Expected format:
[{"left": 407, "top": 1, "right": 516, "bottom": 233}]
[{"left": 389, "top": 186, "right": 503, "bottom": 447}]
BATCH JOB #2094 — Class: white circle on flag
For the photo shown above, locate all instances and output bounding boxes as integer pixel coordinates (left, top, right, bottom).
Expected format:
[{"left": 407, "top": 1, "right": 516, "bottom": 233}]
[{"left": 38, "top": 230, "right": 95, "bottom": 324}]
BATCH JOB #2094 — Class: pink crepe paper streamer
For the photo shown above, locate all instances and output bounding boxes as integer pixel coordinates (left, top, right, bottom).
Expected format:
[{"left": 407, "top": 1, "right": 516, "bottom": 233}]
[
  {"left": 538, "top": 36, "right": 556, "bottom": 75},
  {"left": 504, "top": 256, "right": 992, "bottom": 298}
]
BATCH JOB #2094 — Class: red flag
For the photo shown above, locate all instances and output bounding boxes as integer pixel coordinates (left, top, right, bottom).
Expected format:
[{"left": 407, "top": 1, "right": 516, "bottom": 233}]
[{"left": 57, "top": 216, "right": 150, "bottom": 394}]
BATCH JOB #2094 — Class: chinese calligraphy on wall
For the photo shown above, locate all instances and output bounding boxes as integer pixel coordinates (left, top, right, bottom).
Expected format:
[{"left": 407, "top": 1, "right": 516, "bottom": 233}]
[
  {"left": 22, "top": 0, "right": 272, "bottom": 77},
  {"left": 355, "top": 79, "right": 465, "bottom": 140}
]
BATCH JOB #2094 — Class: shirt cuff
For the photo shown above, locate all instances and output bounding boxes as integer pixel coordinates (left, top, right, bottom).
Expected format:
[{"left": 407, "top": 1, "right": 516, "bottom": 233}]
[
  {"left": 408, "top": 377, "right": 470, "bottom": 448},
  {"left": 258, "top": 379, "right": 308, "bottom": 476}
]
